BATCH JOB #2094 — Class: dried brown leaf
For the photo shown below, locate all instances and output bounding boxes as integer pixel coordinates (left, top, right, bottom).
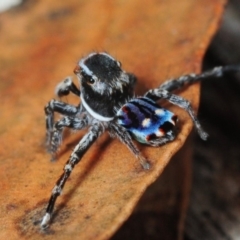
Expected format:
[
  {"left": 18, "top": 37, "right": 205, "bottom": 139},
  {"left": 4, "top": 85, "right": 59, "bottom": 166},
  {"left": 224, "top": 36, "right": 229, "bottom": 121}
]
[{"left": 0, "top": 0, "right": 226, "bottom": 239}]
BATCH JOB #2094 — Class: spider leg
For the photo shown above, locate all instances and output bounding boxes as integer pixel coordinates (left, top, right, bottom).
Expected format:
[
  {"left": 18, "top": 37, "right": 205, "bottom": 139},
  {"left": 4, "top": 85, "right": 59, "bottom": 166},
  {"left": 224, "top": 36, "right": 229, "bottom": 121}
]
[
  {"left": 44, "top": 100, "right": 80, "bottom": 146},
  {"left": 109, "top": 122, "right": 150, "bottom": 170},
  {"left": 145, "top": 89, "right": 208, "bottom": 140},
  {"left": 159, "top": 65, "right": 240, "bottom": 92},
  {"left": 41, "top": 122, "right": 104, "bottom": 229},
  {"left": 55, "top": 76, "right": 80, "bottom": 97},
  {"left": 147, "top": 133, "right": 176, "bottom": 147},
  {"left": 50, "top": 114, "right": 88, "bottom": 158}
]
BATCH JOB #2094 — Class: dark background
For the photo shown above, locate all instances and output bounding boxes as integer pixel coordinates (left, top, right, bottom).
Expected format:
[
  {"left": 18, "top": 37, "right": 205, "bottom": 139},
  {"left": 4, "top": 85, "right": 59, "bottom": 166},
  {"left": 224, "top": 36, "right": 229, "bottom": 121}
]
[{"left": 185, "top": 0, "right": 240, "bottom": 239}]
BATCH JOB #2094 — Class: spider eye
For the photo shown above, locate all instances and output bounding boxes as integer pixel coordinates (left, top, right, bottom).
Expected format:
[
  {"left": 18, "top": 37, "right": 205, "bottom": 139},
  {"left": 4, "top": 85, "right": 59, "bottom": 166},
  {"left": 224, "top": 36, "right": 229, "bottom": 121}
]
[
  {"left": 87, "top": 77, "right": 95, "bottom": 84},
  {"left": 81, "top": 70, "right": 96, "bottom": 84}
]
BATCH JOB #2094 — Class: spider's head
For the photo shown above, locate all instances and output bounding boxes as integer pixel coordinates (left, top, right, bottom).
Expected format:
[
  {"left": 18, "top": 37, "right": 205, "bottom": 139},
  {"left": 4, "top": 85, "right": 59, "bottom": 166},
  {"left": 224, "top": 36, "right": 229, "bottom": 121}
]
[
  {"left": 74, "top": 52, "right": 131, "bottom": 95},
  {"left": 74, "top": 52, "right": 136, "bottom": 120}
]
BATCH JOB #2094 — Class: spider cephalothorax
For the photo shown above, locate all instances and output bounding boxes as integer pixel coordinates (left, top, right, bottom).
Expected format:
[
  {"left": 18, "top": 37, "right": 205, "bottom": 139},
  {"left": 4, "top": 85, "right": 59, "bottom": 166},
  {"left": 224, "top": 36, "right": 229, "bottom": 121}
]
[
  {"left": 75, "top": 52, "right": 136, "bottom": 120},
  {"left": 41, "top": 52, "right": 240, "bottom": 229}
]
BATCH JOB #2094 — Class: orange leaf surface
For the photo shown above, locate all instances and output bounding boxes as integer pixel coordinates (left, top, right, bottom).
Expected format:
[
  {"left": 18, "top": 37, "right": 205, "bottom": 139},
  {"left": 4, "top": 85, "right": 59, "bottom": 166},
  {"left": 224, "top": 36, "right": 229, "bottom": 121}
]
[{"left": 0, "top": 0, "right": 226, "bottom": 239}]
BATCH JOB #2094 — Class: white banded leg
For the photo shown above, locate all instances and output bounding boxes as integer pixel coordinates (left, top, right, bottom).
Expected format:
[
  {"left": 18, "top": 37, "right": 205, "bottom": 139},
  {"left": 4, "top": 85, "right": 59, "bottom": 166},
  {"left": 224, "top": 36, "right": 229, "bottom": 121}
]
[
  {"left": 109, "top": 122, "right": 150, "bottom": 170},
  {"left": 44, "top": 100, "right": 79, "bottom": 146},
  {"left": 159, "top": 65, "right": 240, "bottom": 92},
  {"left": 41, "top": 122, "right": 104, "bottom": 229},
  {"left": 50, "top": 115, "right": 89, "bottom": 157}
]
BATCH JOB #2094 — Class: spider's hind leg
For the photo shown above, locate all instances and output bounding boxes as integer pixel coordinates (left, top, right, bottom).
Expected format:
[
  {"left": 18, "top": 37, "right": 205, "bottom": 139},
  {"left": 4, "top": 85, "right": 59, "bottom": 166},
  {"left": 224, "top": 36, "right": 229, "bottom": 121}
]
[
  {"left": 145, "top": 89, "right": 208, "bottom": 140},
  {"left": 159, "top": 65, "right": 240, "bottom": 92},
  {"left": 147, "top": 129, "right": 177, "bottom": 147}
]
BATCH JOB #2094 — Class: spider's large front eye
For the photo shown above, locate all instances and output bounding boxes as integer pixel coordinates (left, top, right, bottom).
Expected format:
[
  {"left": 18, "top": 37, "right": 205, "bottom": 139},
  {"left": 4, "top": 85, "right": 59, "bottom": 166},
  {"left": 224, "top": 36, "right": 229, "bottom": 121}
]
[{"left": 81, "top": 71, "right": 96, "bottom": 85}]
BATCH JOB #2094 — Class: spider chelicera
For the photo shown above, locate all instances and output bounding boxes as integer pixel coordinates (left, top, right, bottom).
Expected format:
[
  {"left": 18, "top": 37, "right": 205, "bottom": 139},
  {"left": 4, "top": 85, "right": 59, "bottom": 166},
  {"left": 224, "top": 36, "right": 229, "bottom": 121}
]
[{"left": 41, "top": 52, "right": 239, "bottom": 228}]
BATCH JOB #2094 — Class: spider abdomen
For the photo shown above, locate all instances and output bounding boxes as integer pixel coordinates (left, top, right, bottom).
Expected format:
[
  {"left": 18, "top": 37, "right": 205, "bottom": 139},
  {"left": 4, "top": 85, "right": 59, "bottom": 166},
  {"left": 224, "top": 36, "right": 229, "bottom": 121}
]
[{"left": 116, "top": 97, "right": 178, "bottom": 145}]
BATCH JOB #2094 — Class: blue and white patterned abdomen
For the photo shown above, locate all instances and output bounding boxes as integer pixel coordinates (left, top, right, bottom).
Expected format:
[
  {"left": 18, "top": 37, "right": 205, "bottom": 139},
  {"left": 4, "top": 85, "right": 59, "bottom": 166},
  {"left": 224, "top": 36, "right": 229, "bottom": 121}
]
[{"left": 116, "top": 97, "right": 178, "bottom": 145}]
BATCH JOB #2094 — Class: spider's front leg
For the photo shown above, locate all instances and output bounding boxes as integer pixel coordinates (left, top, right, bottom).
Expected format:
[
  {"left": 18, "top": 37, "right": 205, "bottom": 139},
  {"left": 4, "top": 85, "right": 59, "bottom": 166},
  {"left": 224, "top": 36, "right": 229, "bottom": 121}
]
[
  {"left": 44, "top": 100, "right": 79, "bottom": 150},
  {"left": 49, "top": 114, "right": 88, "bottom": 159},
  {"left": 45, "top": 77, "right": 81, "bottom": 148},
  {"left": 145, "top": 89, "right": 208, "bottom": 140},
  {"left": 55, "top": 76, "right": 80, "bottom": 97},
  {"left": 41, "top": 122, "right": 104, "bottom": 229}
]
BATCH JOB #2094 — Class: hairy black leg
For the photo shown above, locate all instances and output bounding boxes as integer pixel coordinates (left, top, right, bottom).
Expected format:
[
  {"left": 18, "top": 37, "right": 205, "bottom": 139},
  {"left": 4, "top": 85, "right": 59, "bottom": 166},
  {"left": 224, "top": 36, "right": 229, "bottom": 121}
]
[
  {"left": 50, "top": 114, "right": 89, "bottom": 156},
  {"left": 44, "top": 100, "right": 79, "bottom": 146},
  {"left": 145, "top": 89, "right": 208, "bottom": 140},
  {"left": 41, "top": 122, "right": 104, "bottom": 229},
  {"left": 55, "top": 77, "right": 80, "bottom": 97},
  {"left": 159, "top": 65, "right": 240, "bottom": 92},
  {"left": 147, "top": 133, "right": 176, "bottom": 147},
  {"left": 109, "top": 122, "right": 150, "bottom": 170}
]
